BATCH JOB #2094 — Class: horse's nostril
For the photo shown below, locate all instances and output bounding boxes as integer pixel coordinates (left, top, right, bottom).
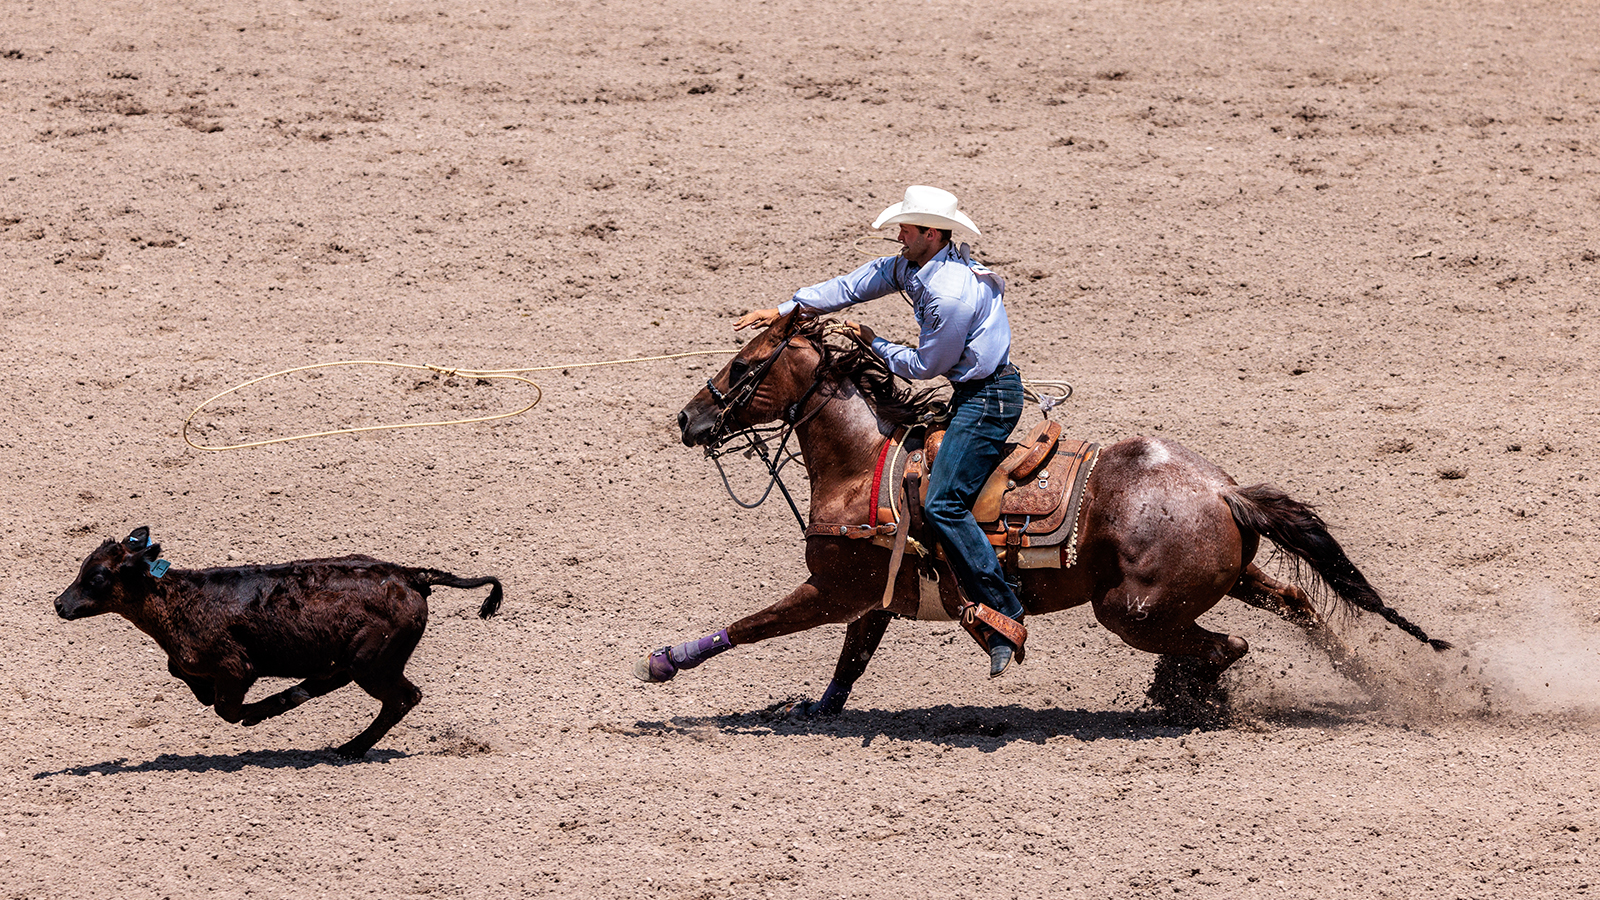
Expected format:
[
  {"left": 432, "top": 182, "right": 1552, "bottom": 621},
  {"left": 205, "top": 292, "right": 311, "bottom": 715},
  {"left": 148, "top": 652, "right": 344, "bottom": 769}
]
[{"left": 677, "top": 410, "right": 688, "bottom": 430}]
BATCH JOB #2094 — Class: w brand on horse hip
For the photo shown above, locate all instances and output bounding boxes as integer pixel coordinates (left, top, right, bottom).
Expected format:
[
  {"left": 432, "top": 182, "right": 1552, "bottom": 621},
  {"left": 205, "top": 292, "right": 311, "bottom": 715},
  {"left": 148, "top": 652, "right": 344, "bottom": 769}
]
[{"left": 637, "top": 314, "right": 1453, "bottom": 722}]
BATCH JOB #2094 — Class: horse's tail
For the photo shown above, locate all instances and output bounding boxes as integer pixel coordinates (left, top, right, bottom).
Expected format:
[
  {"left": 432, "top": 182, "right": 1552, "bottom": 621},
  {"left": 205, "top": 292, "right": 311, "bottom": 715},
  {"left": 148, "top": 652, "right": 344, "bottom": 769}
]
[
  {"left": 1223, "top": 484, "right": 1451, "bottom": 651},
  {"left": 414, "top": 570, "right": 505, "bottom": 619}
]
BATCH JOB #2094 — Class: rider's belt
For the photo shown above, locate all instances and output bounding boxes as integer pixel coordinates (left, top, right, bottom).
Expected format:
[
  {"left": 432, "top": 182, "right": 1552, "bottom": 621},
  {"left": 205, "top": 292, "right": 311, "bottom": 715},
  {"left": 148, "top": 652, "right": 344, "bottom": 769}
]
[{"left": 951, "top": 362, "right": 1019, "bottom": 388}]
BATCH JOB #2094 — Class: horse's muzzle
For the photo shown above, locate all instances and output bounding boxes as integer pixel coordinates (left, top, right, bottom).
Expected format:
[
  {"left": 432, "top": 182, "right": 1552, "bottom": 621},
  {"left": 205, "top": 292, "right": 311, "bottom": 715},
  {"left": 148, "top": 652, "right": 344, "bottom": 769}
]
[{"left": 678, "top": 406, "right": 714, "bottom": 447}]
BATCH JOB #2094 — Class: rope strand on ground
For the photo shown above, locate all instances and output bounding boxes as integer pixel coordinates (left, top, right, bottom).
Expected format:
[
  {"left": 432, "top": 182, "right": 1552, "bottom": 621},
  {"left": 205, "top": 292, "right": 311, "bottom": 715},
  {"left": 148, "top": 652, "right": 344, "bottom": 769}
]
[{"left": 182, "top": 349, "right": 731, "bottom": 451}]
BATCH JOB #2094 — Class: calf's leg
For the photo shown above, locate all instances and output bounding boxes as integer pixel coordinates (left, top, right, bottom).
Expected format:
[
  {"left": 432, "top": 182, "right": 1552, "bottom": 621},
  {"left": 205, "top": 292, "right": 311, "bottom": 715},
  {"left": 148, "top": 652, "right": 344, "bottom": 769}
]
[
  {"left": 240, "top": 673, "right": 355, "bottom": 726},
  {"left": 336, "top": 607, "right": 427, "bottom": 757},
  {"left": 338, "top": 673, "right": 422, "bottom": 758},
  {"left": 168, "top": 658, "right": 215, "bottom": 707},
  {"left": 209, "top": 670, "right": 258, "bottom": 725}
]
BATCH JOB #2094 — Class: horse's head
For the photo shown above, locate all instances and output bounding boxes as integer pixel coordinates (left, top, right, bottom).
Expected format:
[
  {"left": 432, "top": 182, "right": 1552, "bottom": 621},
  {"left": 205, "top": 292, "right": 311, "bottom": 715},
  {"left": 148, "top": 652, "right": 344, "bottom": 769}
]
[{"left": 678, "top": 310, "right": 824, "bottom": 448}]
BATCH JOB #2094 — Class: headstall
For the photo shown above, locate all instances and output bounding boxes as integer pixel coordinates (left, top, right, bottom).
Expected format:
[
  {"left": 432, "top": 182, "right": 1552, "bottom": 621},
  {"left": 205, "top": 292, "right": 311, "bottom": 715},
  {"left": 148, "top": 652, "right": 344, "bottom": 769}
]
[{"left": 702, "top": 334, "right": 832, "bottom": 531}]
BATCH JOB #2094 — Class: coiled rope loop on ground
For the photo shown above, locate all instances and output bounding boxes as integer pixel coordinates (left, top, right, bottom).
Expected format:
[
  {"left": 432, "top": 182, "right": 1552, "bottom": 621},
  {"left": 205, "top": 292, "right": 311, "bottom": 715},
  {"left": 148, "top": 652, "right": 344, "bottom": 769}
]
[{"left": 181, "top": 350, "right": 731, "bottom": 452}]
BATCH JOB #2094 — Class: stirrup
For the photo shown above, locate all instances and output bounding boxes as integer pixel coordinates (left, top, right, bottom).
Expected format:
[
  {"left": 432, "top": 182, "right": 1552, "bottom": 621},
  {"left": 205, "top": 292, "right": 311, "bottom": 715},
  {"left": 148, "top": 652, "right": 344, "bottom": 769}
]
[{"left": 958, "top": 603, "right": 1027, "bottom": 665}]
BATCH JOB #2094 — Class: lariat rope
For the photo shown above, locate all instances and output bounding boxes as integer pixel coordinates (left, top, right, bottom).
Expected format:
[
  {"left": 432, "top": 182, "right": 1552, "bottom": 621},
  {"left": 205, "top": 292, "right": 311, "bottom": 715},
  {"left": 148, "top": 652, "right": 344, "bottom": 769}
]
[
  {"left": 1023, "top": 380, "right": 1074, "bottom": 417},
  {"left": 182, "top": 349, "right": 731, "bottom": 451}
]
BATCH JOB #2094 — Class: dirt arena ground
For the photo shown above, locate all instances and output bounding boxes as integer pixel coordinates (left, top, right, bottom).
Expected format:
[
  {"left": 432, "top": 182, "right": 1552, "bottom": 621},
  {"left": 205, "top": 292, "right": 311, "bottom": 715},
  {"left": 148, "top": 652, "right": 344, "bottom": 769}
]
[{"left": 3, "top": 0, "right": 1598, "bottom": 897}]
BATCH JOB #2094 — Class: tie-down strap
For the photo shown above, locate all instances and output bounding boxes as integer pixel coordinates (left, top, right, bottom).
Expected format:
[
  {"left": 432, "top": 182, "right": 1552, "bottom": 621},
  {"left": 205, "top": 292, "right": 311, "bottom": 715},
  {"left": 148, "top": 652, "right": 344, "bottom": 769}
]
[{"left": 804, "top": 521, "right": 897, "bottom": 539}]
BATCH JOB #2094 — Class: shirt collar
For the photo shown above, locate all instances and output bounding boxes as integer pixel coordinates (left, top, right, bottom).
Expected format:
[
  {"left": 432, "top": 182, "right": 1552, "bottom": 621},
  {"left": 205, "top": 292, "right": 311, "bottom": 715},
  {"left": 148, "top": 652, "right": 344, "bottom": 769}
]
[{"left": 907, "top": 241, "right": 957, "bottom": 274}]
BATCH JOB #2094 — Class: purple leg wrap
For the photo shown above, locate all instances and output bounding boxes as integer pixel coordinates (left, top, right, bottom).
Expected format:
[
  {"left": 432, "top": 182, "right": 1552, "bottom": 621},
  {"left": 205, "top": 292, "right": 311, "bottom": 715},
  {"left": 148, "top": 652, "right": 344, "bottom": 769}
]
[
  {"left": 641, "top": 647, "right": 679, "bottom": 683},
  {"left": 668, "top": 628, "right": 733, "bottom": 670},
  {"left": 638, "top": 629, "right": 733, "bottom": 684},
  {"left": 816, "top": 679, "right": 850, "bottom": 715}
]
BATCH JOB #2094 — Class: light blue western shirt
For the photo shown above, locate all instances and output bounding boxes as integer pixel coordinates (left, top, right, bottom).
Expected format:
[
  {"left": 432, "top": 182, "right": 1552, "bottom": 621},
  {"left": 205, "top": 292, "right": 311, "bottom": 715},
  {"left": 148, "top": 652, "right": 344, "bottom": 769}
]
[{"left": 777, "top": 242, "right": 1012, "bottom": 383}]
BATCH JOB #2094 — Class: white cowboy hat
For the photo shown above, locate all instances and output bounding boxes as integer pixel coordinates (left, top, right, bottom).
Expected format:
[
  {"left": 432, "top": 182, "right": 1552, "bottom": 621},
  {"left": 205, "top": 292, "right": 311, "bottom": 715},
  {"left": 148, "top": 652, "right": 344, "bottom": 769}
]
[{"left": 871, "top": 185, "right": 981, "bottom": 237}]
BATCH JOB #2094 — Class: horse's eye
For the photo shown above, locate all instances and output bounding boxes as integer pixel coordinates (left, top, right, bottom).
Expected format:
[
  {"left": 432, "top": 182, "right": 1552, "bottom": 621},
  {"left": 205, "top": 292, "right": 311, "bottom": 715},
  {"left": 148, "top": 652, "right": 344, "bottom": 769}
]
[{"left": 728, "top": 359, "right": 750, "bottom": 382}]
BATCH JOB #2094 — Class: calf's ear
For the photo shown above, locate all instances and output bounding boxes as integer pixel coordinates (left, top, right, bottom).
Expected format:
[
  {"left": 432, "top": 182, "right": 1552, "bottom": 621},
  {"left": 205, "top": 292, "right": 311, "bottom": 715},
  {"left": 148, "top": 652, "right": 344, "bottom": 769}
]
[{"left": 125, "top": 526, "right": 151, "bottom": 550}]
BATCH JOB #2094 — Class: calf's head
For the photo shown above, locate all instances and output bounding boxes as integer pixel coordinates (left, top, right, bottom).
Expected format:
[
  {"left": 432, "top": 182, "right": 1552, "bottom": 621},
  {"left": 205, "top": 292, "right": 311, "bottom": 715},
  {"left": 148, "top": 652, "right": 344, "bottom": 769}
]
[{"left": 56, "top": 526, "right": 163, "bottom": 620}]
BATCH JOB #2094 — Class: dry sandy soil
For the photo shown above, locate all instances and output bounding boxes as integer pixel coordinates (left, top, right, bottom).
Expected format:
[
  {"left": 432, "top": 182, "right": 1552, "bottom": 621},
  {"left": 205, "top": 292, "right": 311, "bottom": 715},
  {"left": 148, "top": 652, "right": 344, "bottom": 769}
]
[{"left": 3, "top": 0, "right": 1599, "bottom": 897}]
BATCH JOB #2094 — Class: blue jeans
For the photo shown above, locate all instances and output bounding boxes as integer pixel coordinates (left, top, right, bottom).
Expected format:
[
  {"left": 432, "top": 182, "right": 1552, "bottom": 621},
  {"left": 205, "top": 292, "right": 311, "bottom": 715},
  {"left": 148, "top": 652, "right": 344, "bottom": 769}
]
[{"left": 924, "top": 365, "right": 1025, "bottom": 625}]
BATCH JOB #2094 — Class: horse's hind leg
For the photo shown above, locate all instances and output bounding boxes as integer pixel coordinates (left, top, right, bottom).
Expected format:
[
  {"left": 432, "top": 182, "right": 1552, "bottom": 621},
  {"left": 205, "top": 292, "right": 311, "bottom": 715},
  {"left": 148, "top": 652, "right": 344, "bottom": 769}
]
[
  {"left": 783, "top": 609, "right": 893, "bottom": 718},
  {"left": 1139, "top": 626, "right": 1249, "bottom": 724},
  {"left": 1229, "top": 563, "right": 1366, "bottom": 678},
  {"left": 1098, "top": 593, "right": 1248, "bottom": 723},
  {"left": 1229, "top": 563, "right": 1321, "bottom": 626}
]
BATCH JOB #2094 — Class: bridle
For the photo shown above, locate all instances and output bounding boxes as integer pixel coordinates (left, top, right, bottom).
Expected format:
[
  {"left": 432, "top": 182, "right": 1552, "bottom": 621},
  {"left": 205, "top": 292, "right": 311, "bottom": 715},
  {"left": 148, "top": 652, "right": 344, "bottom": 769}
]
[
  {"left": 701, "top": 333, "right": 831, "bottom": 449},
  {"left": 700, "top": 332, "right": 833, "bottom": 531}
]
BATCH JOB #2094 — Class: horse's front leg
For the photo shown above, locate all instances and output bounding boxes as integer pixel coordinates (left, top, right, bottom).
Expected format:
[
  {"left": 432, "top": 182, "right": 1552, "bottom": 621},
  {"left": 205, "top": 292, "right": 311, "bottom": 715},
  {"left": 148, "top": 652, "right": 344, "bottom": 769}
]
[
  {"left": 634, "top": 575, "right": 834, "bottom": 683},
  {"left": 782, "top": 608, "right": 893, "bottom": 718},
  {"left": 634, "top": 539, "right": 884, "bottom": 684}
]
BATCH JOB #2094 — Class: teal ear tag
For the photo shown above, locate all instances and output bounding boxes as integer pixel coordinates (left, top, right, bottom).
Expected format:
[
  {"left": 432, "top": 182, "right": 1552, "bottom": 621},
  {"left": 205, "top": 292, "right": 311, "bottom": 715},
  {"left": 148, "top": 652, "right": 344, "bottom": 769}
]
[{"left": 149, "top": 559, "right": 170, "bottom": 578}]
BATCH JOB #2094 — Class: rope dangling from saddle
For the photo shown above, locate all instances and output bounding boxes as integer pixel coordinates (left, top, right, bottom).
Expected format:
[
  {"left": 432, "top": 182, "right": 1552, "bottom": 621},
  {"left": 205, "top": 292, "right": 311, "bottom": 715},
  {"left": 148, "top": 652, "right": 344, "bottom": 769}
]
[
  {"left": 878, "top": 448, "right": 927, "bottom": 611},
  {"left": 877, "top": 444, "right": 1029, "bottom": 662}
]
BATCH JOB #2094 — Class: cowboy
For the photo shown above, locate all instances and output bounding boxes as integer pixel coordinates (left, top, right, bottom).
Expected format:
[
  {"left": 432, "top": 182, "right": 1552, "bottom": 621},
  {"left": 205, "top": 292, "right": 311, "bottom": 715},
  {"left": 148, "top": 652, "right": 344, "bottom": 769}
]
[{"left": 735, "top": 185, "right": 1027, "bottom": 677}]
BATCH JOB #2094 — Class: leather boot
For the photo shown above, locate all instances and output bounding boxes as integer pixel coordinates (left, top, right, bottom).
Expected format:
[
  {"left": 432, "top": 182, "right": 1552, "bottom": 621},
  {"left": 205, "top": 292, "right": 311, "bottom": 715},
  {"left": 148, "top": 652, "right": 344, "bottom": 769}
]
[{"left": 988, "top": 633, "right": 1017, "bottom": 678}]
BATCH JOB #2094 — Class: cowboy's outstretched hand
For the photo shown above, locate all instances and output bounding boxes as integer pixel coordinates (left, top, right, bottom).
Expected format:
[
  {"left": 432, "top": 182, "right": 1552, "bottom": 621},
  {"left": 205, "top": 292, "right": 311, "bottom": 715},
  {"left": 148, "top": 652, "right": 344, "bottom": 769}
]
[{"left": 733, "top": 308, "right": 782, "bottom": 331}]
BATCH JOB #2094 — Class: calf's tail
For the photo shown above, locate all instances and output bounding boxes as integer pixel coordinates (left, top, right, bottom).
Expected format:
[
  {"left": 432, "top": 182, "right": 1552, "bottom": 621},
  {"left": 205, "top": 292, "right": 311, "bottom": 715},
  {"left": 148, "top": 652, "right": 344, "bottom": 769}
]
[
  {"left": 1224, "top": 483, "right": 1451, "bottom": 651},
  {"left": 415, "top": 570, "right": 505, "bottom": 618}
]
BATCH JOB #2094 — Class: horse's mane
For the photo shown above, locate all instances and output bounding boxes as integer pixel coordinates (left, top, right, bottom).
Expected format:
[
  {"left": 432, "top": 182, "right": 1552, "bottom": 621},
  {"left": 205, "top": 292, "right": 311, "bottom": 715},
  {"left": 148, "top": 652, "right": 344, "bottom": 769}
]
[{"left": 797, "top": 317, "right": 948, "bottom": 428}]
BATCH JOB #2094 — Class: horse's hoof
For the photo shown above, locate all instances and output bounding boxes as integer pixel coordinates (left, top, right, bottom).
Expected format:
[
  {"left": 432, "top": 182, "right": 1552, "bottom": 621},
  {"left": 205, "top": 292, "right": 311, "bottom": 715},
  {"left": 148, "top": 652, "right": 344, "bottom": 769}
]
[
  {"left": 776, "top": 700, "right": 818, "bottom": 719},
  {"left": 773, "top": 698, "right": 841, "bottom": 720},
  {"left": 632, "top": 649, "right": 677, "bottom": 683}
]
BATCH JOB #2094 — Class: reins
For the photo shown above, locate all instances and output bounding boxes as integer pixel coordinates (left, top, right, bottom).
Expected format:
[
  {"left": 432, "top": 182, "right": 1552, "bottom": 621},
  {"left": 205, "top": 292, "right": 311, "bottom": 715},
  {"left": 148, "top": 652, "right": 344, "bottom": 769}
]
[
  {"left": 705, "top": 423, "right": 808, "bottom": 531},
  {"left": 700, "top": 332, "right": 837, "bottom": 531},
  {"left": 182, "top": 349, "right": 731, "bottom": 452}
]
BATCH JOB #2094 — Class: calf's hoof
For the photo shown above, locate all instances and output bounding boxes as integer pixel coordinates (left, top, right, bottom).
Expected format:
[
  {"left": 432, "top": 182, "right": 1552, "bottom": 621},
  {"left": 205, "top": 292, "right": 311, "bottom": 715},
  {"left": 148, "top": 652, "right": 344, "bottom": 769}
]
[{"left": 632, "top": 648, "right": 677, "bottom": 683}]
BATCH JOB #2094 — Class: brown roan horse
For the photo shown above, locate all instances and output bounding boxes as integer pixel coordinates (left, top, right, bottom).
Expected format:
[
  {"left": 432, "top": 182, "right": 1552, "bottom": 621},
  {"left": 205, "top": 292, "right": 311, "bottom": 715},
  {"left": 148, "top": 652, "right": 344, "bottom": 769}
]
[{"left": 636, "top": 312, "right": 1452, "bottom": 720}]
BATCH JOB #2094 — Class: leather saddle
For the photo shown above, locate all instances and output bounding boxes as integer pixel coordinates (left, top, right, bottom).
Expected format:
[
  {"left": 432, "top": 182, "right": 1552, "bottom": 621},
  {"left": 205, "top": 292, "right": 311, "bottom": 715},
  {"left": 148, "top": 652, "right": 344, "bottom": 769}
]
[
  {"left": 878, "top": 420, "right": 1098, "bottom": 568},
  {"left": 805, "top": 420, "right": 1099, "bottom": 623}
]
